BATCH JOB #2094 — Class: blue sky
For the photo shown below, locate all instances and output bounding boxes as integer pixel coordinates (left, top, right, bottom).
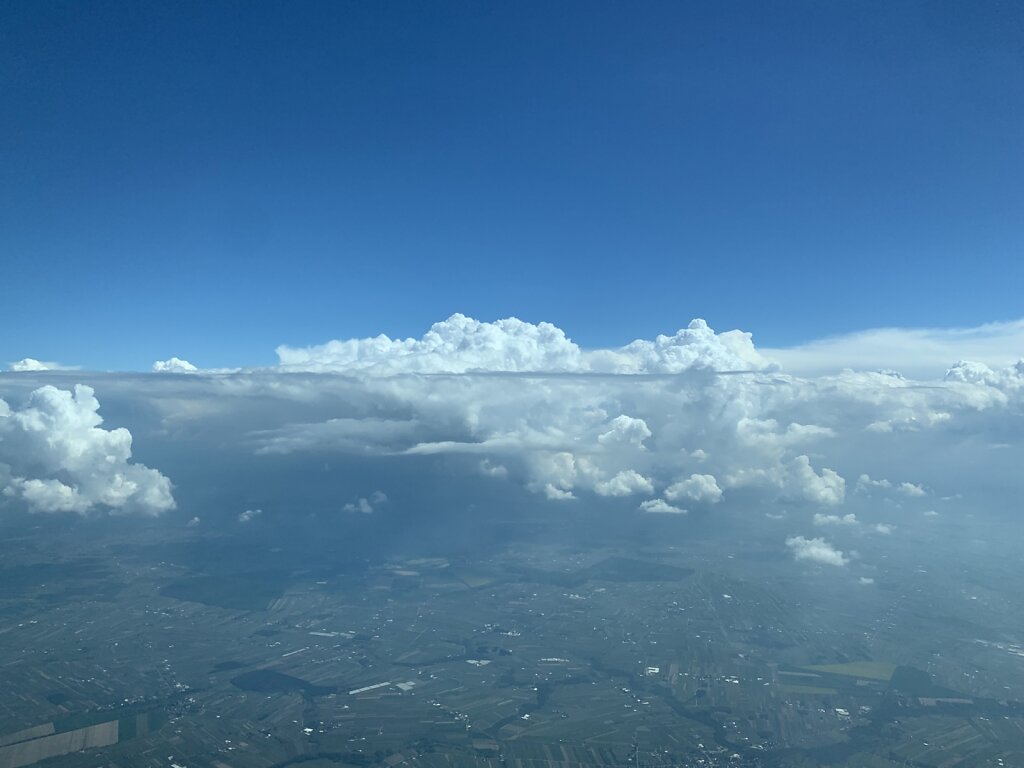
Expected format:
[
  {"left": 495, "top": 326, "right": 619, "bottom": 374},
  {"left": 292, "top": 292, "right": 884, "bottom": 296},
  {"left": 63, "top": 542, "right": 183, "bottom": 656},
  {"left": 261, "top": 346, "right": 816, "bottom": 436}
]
[{"left": 2, "top": 1, "right": 1021, "bottom": 370}]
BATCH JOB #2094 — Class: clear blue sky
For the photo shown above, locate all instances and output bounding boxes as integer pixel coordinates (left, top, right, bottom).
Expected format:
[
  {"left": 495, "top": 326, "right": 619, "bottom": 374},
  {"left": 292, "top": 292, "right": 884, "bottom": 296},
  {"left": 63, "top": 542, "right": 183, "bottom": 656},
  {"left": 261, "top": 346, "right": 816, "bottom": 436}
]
[{"left": 2, "top": 1, "right": 1021, "bottom": 370}]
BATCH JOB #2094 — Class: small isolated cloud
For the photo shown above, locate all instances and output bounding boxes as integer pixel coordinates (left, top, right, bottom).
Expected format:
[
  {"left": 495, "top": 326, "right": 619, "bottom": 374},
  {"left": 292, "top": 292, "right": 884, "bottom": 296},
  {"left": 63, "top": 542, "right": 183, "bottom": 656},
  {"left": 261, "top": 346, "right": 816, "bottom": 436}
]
[
  {"left": 859, "top": 577, "right": 875, "bottom": 585},
  {"left": 786, "top": 536, "right": 849, "bottom": 566},
  {"left": 153, "top": 357, "right": 198, "bottom": 374},
  {"left": 638, "top": 498, "right": 686, "bottom": 515},
  {"left": 344, "top": 490, "right": 388, "bottom": 514},
  {"left": 594, "top": 470, "right": 654, "bottom": 497},
  {"left": 186, "top": 516, "right": 201, "bottom": 527},
  {"left": 813, "top": 512, "right": 858, "bottom": 527},
  {"left": 9, "top": 358, "right": 75, "bottom": 372},
  {"left": 665, "top": 473, "right": 723, "bottom": 505},
  {"left": 924, "top": 509, "right": 940, "bottom": 518},
  {"left": 873, "top": 523, "right": 894, "bottom": 535},
  {"left": 897, "top": 482, "right": 928, "bottom": 497},
  {"left": 857, "top": 475, "right": 927, "bottom": 498},
  {"left": 479, "top": 459, "right": 508, "bottom": 478},
  {"left": 0, "top": 385, "right": 174, "bottom": 516},
  {"left": 856, "top": 474, "right": 892, "bottom": 492},
  {"left": 237, "top": 508, "right": 263, "bottom": 523}
]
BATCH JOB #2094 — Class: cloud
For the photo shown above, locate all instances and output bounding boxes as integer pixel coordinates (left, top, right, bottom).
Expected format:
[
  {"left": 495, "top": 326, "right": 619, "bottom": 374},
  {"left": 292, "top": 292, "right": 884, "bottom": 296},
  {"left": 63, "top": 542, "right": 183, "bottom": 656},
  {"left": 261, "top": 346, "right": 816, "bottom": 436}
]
[
  {"left": 0, "top": 385, "right": 175, "bottom": 516},
  {"left": 896, "top": 482, "right": 927, "bottom": 497},
  {"left": 665, "top": 473, "right": 723, "bottom": 504},
  {"left": 237, "top": 508, "right": 262, "bottom": 523},
  {"left": 813, "top": 512, "right": 858, "bottom": 527},
  {"left": 153, "top": 357, "right": 198, "bottom": 373},
  {"left": 857, "top": 474, "right": 929, "bottom": 499},
  {"left": 856, "top": 474, "right": 891, "bottom": 491},
  {"left": 125, "top": 313, "right": 1024, "bottom": 549},
  {"left": 638, "top": 498, "right": 686, "bottom": 514},
  {"left": 594, "top": 470, "right": 654, "bottom": 497},
  {"left": 186, "top": 516, "right": 201, "bottom": 527},
  {"left": 277, "top": 314, "right": 583, "bottom": 374},
  {"left": 727, "top": 456, "right": 845, "bottom": 507},
  {"left": 9, "top": 358, "right": 76, "bottom": 372},
  {"left": 597, "top": 415, "right": 652, "bottom": 448},
  {"left": 7, "top": 312, "right": 1024, "bottom": 561},
  {"left": 344, "top": 491, "right": 388, "bottom": 515},
  {"left": 786, "top": 536, "right": 849, "bottom": 566},
  {"left": 764, "top": 319, "right": 1024, "bottom": 379},
  {"left": 479, "top": 459, "right": 508, "bottom": 478},
  {"left": 276, "top": 314, "right": 771, "bottom": 375}
]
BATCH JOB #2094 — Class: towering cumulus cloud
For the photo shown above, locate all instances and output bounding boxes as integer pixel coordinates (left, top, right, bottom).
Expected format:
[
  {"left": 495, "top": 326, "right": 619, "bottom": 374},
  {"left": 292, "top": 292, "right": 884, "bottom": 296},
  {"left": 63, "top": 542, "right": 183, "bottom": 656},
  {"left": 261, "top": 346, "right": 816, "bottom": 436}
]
[
  {"left": 0, "top": 385, "right": 175, "bottom": 515},
  {"left": 276, "top": 314, "right": 769, "bottom": 374}
]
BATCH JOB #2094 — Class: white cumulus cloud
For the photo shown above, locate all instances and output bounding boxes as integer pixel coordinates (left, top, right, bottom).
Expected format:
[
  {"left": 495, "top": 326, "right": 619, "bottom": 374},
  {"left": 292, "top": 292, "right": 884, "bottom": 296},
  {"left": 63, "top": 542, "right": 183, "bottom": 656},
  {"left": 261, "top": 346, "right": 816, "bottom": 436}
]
[
  {"left": 0, "top": 385, "right": 174, "bottom": 516},
  {"left": 153, "top": 357, "right": 198, "bottom": 373},
  {"left": 638, "top": 498, "right": 687, "bottom": 515},
  {"left": 276, "top": 314, "right": 771, "bottom": 375},
  {"left": 813, "top": 512, "right": 858, "bottom": 527},
  {"left": 9, "top": 358, "right": 75, "bottom": 372},
  {"left": 594, "top": 470, "right": 654, "bottom": 497},
  {"left": 665, "top": 473, "right": 723, "bottom": 504},
  {"left": 786, "top": 536, "right": 849, "bottom": 566},
  {"left": 344, "top": 490, "right": 388, "bottom": 514}
]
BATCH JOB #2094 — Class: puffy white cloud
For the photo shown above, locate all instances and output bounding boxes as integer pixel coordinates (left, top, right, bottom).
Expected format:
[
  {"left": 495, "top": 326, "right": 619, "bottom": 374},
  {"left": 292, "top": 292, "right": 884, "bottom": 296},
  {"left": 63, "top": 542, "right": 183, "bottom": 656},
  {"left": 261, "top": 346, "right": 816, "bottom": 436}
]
[
  {"left": 856, "top": 474, "right": 930, "bottom": 498},
  {"left": 9, "top": 358, "right": 75, "bottom": 372},
  {"left": 276, "top": 314, "right": 771, "bottom": 375},
  {"left": 597, "top": 415, "right": 652, "bottom": 448},
  {"left": 586, "top": 319, "right": 771, "bottom": 373},
  {"left": 186, "top": 516, "right": 201, "bottom": 527},
  {"left": 344, "top": 491, "right": 388, "bottom": 514},
  {"left": 594, "top": 470, "right": 654, "bottom": 497},
  {"left": 638, "top": 498, "right": 686, "bottom": 514},
  {"left": 277, "top": 314, "right": 583, "bottom": 374},
  {"left": 856, "top": 474, "right": 891, "bottom": 491},
  {"left": 0, "top": 385, "right": 174, "bottom": 516},
  {"left": 727, "top": 456, "right": 845, "bottom": 507},
  {"left": 665, "top": 473, "right": 723, "bottom": 504},
  {"left": 153, "top": 357, "right": 198, "bottom": 373},
  {"left": 238, "top": 508, "right": 262, "bottom": 523},
  {"left": 786, "top": 536, "right": 849, "bottom": 566},
  {"left": 897, "top": 482, "right": 927, "bottom": 497},
  {"left": 479, "top": 459, "right": 508, "bottom": 478},
  {"left": 813, "top": 512, "right": 858, "bottom": 527}
]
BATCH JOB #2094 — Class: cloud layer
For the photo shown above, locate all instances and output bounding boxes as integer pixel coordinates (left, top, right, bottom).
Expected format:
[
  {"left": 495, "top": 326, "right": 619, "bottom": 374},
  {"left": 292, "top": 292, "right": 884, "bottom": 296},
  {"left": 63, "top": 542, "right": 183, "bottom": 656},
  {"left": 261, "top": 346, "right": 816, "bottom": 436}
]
[{"left": 3, "top": 313, "right": 1023, "bottom": 570}]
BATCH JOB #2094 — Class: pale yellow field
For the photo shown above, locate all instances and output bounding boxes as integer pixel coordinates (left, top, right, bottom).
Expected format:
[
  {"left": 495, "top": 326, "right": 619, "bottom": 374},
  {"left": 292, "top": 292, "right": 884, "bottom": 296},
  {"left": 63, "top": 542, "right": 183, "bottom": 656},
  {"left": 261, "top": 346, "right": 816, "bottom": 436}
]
[
  {"left": 779, "top": 684, "right": 839, "bottom": 695},
  {"left": 802, "top": 661, "right": 897, "bottom": 681}
]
